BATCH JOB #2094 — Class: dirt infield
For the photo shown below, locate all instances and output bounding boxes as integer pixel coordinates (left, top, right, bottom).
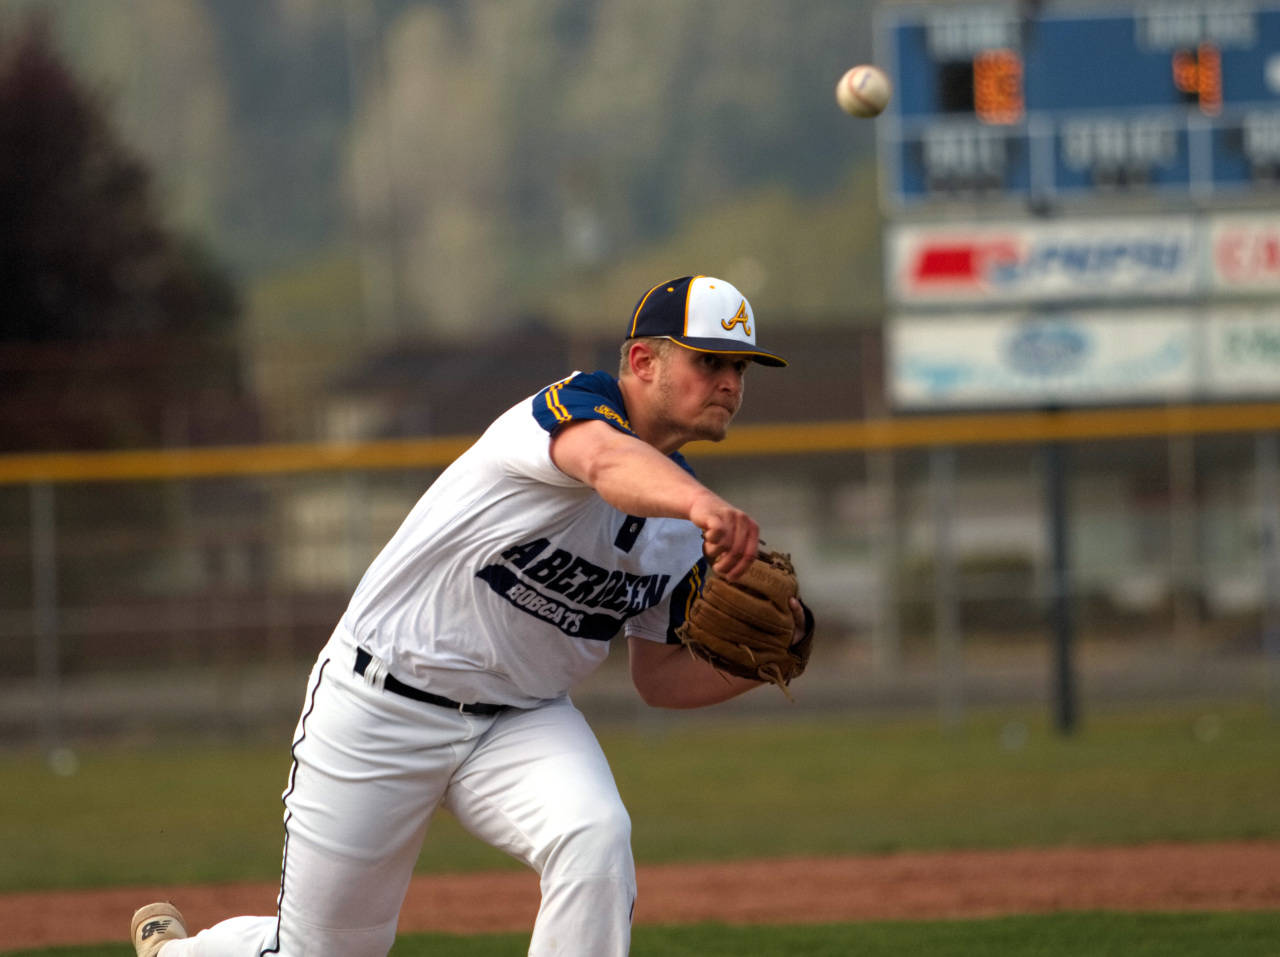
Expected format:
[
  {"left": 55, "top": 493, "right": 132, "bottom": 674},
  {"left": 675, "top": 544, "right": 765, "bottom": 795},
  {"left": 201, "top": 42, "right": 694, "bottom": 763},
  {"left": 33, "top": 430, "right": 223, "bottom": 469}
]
[{"left": 3, "top": 842, "right": 1279, "bottom": 949}]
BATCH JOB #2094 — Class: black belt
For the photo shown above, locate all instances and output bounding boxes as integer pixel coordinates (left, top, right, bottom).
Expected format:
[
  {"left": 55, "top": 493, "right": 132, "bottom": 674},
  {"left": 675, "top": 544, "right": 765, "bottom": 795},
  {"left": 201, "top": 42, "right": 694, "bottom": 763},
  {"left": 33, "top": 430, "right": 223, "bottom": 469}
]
[{"left": 354, "top": 647, "right": 509, "bottom": 716}]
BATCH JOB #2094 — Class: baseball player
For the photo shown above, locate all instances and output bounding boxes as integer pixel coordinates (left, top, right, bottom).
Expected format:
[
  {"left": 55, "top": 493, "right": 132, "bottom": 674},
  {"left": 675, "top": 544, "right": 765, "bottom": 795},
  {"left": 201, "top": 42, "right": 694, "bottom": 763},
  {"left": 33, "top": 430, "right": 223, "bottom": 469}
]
[{"left": 130, "top": 274, "right": 813, "bottom": 957}]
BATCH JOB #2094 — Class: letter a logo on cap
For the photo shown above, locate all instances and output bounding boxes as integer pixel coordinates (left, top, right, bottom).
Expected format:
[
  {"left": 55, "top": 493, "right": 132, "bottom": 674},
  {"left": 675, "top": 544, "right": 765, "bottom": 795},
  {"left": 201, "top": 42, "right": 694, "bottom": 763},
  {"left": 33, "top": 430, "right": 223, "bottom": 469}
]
[{"left": 721, "top": 300, "right": 751, "bottom": 336}]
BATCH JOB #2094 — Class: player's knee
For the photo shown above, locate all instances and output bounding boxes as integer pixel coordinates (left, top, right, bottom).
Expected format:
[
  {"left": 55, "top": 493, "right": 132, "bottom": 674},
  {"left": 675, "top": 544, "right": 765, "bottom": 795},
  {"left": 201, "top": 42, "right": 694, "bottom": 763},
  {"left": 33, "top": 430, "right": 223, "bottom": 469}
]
[
  {"left": 576, "top": 802, "right": 632, "bottom": 862},
  {"left": 547, "top": 802, "right": 633, "bottom": 875}
]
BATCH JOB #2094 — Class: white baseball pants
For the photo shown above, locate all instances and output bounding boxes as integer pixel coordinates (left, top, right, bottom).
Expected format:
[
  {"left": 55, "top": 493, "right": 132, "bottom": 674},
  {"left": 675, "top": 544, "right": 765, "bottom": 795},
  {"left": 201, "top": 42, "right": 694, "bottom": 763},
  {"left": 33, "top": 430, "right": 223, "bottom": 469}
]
[{"left": 162, "top": 629, "right": 635, "bottom": 956}]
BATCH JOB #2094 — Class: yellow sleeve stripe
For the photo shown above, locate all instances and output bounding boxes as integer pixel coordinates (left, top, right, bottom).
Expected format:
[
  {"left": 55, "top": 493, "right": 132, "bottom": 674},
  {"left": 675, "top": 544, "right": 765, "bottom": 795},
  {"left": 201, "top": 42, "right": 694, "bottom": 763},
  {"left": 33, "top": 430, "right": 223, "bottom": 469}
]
[{"left": 544, "top": 380, "right": 572, "bottom": 423}]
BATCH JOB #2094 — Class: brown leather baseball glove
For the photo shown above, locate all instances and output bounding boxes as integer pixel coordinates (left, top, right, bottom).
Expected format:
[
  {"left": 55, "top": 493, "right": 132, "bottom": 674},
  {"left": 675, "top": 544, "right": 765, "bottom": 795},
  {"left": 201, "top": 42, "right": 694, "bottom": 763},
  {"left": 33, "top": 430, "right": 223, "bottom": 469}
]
[{"left": 676, "top": 549, "right": 813, "bottom": 696}]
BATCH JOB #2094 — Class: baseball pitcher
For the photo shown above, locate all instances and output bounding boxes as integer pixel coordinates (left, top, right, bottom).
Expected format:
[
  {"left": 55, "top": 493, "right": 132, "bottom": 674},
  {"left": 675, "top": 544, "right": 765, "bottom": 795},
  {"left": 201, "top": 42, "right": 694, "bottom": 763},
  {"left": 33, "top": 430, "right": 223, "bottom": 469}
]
[{"left": 131, "top": 275, "right": 814, "bottom": 957}]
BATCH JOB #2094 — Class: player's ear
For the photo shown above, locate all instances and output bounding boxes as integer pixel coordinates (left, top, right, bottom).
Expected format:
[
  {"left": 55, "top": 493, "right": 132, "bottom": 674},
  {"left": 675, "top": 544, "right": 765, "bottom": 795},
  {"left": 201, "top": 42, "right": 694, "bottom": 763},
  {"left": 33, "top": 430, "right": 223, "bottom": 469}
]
[{"left": 627, "top": 340, "right": 661, "bottom": 382}]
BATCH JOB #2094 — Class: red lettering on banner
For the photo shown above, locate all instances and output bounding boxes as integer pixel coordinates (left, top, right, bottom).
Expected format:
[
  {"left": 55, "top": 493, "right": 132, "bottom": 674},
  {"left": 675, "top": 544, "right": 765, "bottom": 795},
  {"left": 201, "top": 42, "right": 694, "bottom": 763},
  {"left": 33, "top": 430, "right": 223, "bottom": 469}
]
[
  {"left": 1215, "top": 229, "right": 1280, "bottom": 285},
  {"left": 910, "top": 241, "right": 1019, "bottom": 286},
  {"left": 913, "top": 246, "right": 979, "bottom": 281}
]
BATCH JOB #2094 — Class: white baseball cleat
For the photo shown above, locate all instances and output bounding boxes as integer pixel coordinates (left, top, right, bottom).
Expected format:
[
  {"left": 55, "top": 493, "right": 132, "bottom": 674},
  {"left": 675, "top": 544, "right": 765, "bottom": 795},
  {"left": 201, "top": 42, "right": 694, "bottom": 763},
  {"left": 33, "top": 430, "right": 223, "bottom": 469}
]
[{"left": 130, "top": 902, "right": 187, "bottom": 956}]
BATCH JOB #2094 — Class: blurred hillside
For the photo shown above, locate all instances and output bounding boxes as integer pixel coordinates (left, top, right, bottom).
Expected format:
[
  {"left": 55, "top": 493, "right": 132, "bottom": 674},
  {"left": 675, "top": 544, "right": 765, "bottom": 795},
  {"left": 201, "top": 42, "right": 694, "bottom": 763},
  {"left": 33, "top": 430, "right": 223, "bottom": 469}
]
[{"left": 3, "top": 0, "right": 885, "bottom": 346}]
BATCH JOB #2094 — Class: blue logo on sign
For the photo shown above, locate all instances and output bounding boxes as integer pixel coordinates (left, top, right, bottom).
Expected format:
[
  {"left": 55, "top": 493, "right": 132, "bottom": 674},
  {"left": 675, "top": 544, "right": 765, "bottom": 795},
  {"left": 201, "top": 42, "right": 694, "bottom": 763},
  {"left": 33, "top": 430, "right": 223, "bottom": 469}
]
[
  {"left": 1005, "top": 318, "right": 1089, "bottom": 377},
  {"left": 988, "top": 241, "right": 1186, "bottom": 288}
]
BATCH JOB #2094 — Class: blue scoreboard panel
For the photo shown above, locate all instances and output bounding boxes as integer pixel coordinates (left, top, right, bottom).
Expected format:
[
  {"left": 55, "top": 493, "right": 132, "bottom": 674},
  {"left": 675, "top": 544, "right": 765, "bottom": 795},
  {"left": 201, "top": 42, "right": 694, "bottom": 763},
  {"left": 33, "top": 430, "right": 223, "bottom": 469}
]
[{"left": 877, "top": 2, "right": 1280, "bottom": 210}]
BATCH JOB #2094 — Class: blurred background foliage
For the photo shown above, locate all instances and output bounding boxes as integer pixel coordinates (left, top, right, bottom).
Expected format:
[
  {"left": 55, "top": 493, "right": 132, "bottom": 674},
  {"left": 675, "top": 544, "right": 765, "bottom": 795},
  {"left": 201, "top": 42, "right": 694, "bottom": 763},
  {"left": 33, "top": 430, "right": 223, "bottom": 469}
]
[
  {"left": 0, "top": 14, "right": 248, "bottom": 450},
  {"left": 0, "top": 0, "right": 883, "bottom": 356}
]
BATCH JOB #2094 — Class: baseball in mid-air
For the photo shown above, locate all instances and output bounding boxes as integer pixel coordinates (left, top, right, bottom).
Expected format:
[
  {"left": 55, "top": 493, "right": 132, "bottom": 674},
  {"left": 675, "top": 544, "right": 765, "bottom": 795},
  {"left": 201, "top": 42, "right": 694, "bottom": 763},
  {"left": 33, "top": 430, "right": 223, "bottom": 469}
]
[{"left": 836, "top": 64, "right": 891, "bottom": 118}]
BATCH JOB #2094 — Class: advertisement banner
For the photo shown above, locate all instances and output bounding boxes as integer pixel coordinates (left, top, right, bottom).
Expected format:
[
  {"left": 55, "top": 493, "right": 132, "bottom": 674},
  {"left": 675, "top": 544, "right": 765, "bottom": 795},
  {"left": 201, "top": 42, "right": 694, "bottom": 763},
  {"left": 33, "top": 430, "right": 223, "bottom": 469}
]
[
  {"left": 890, "top": 309, "right": 1197, "bottom": 408},
  {"left": 888, "top": 217, "right": 1199, "bottom": 305},
  {"left": 1204, "top": 307, "right": 1280, "bottom": 397},
  {"left": 1208, "top": 214, "right": 1280, "bottom": 293}
]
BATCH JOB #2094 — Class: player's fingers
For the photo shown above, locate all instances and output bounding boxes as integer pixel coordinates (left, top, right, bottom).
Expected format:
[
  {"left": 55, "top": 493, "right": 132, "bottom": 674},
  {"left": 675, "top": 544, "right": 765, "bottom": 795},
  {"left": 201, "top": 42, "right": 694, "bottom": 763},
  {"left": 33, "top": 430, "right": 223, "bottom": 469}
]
[
  {"left": 691, "top": 493, "right": 758, "bottom": 578},
  {"left": 714, "top": 515, "right": 758, "bottom": 580},
  {"left": 701, "top": 524, "right": 725, "bottom": 564}
]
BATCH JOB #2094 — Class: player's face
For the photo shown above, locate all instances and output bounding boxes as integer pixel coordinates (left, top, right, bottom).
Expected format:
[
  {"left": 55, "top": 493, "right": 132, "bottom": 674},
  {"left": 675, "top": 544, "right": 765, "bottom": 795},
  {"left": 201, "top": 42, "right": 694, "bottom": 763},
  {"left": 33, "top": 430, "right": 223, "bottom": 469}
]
[{"left": 654, "top": 347, "right": 748, "bottom": 443}]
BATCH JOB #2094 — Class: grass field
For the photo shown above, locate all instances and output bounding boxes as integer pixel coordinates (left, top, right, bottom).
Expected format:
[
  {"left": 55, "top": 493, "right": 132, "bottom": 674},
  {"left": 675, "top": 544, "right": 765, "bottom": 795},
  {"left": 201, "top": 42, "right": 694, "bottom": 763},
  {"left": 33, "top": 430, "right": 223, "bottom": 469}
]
[
  {"left": 4, "top": 701, "right": 1277, "bottom": 891},
  {"left": 3, "top": 701, "right": 1278, "bottom": 954}
]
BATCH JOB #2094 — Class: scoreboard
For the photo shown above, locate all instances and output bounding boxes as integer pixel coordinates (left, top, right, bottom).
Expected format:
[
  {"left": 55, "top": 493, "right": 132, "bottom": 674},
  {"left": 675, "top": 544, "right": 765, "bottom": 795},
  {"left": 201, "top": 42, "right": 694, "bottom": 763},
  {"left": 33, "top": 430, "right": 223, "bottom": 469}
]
[{"left": 876, "top": 1, "right": 1280, "bottom": 210}]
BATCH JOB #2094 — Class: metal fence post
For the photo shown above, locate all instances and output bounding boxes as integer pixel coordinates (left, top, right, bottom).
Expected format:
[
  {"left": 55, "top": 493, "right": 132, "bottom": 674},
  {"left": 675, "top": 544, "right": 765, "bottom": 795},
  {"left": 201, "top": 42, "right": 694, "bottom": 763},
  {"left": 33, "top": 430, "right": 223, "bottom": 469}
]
[
  {"left": 1168, "top": 434, "right": 1199, "bottom": 662},
  {"left": 1258, "top": 433, "right": 1280, "bottom": 720},
  {"left": 870, "top": 449, "right": 902, "bottom": 677},
  {"left": 1045, "top": 439, "right": 1078, "bottom": 735},
  {"left": 30, "top": 481, "right": 61, "bottom": 752},
  {"left": 930, "top": 445, "right": 963, "bottom": 731}
]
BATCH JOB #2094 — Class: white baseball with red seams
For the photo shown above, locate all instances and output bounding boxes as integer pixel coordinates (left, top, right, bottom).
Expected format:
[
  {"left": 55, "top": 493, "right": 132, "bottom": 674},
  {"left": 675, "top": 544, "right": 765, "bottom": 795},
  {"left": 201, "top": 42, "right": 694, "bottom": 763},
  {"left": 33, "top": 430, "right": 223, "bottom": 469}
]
[{"left": 836, "top": 64, "right": 891, "bottom": 117}]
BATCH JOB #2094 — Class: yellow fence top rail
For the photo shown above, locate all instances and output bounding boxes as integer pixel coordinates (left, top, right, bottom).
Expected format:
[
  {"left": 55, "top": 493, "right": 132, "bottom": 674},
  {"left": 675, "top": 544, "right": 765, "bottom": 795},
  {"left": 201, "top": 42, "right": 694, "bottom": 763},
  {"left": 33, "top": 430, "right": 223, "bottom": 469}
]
[{"left": 1, "top": 402, "right": 1279, "bottom": 485}]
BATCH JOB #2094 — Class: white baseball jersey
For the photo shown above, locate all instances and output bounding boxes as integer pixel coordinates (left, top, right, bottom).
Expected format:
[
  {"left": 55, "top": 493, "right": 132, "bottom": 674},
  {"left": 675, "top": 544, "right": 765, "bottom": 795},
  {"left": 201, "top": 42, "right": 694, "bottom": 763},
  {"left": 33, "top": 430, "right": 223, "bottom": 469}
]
[{"left": 338, "top": 370, "right": 706, "bottom": 708}]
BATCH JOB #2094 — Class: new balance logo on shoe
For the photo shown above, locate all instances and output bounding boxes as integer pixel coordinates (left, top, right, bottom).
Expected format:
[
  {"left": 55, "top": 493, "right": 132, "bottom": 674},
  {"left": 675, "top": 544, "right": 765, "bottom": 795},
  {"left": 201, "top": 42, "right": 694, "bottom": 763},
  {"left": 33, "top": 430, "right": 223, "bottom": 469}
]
[
  {"left": 131, "top": 902, "right": 188, "bottom": 957},
  {"left": 140, "top": 918, "right": 173, "bottom": 941}
]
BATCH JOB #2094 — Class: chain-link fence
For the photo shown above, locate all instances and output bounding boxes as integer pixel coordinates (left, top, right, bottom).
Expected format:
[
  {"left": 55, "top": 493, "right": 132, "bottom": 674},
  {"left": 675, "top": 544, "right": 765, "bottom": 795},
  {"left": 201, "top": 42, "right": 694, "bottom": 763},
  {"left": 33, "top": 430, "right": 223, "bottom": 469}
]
[{"left": 4, "top": 404, "right": 1278, "bottom": 748}]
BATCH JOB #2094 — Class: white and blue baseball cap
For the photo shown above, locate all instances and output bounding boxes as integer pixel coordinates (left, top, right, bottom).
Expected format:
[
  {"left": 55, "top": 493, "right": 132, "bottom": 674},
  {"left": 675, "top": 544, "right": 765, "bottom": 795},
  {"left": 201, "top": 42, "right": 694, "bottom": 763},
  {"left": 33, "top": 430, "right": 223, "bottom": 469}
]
[{"left": 626, "top": 275, "right": 787, "bottom": 367}]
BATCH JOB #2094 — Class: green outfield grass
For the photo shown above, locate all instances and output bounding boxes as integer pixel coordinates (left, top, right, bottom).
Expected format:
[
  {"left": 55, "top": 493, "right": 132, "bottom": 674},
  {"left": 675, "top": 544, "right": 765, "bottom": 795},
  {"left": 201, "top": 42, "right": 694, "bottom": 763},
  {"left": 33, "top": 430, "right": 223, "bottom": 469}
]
[
  {"left": 3, "top": 701, "right": 1277, "bottom": 893},
  {"left": 10, "top": 912, "right": 1280, "bottom": 957}
]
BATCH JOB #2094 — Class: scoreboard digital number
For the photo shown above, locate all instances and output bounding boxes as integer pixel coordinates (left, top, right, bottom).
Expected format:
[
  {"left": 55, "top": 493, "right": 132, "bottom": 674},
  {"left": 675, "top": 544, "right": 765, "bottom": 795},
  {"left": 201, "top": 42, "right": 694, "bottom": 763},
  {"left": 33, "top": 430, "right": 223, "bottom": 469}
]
[{"left": 876, "top": 1, "right": 1280, "bottom": 209}]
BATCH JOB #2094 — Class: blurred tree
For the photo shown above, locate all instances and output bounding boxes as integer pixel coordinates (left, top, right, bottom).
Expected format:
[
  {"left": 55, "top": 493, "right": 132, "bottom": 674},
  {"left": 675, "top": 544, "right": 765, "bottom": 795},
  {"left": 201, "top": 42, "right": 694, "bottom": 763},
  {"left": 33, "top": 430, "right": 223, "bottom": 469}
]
[
  {"left": 0, "top": 15, "right": 252, "bottom": 450},
  {"left": 0, "top": 15, "right": 236, "bottom": 342}
]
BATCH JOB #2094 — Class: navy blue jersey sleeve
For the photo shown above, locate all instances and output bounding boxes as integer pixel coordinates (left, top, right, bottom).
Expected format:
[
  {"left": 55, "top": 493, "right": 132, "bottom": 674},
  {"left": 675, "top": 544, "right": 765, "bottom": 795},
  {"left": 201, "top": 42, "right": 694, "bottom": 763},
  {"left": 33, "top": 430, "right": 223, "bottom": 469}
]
[
  {"left": 532, "top": 371, "right": 696, "bottom": 477},
  {"left": 532, "top": 371, "right": 634, "bottom": 436}
]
